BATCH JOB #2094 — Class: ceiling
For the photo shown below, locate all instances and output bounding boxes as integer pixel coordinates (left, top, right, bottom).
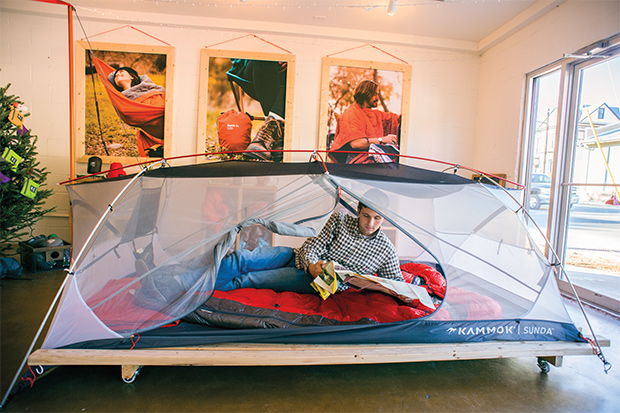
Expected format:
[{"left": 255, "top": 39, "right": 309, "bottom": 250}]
[{"left": 64, "top": 0, "right": 553, "bottom": 50}]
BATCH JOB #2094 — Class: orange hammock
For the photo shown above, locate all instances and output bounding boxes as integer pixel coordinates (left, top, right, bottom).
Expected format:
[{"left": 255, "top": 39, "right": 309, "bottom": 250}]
[{"left": 91, "top": 56, "right": 165, "bottom": 156}]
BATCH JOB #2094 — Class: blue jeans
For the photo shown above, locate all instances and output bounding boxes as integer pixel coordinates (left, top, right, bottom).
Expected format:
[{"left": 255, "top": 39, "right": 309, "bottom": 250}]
[{"left": 214, "top": 246, "right": 316, "bottom": 294}]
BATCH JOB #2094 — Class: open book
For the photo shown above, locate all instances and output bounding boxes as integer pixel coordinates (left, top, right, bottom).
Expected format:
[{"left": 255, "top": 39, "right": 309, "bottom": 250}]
[
  {"left": 310, "top": 261, "right": 346, "bottom": 300},
  {"left": 311, "top": 261, "right": 435, "bottom": 308}
]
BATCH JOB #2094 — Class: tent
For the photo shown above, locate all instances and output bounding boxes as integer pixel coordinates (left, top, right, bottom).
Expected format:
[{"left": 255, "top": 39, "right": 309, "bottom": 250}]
[{"left": 10, "top": 160, "right": 610, "bottom": 391}]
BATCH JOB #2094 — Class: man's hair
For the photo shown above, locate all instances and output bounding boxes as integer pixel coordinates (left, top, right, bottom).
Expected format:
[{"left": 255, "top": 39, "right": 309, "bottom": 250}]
[
  {"left": 353, "top": 80, "right": 379, "bottom": 105},
  {"left": 357, "top": 188, "right": 390, "bottom": 212},
  {"left": 109, "top": 67, "right": 141, "bottom": 92}
]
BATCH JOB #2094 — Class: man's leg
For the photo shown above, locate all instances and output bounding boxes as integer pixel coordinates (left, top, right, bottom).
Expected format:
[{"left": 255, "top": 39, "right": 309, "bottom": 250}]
[
  {"left": 215, "top": 246, "right": 315, "bottom": 294},
  {"left": 221, "top": 266, "right": 316, "bottom": 294},
  {"left": 215, "top": 246, "right": 293, "bottom": 289}
]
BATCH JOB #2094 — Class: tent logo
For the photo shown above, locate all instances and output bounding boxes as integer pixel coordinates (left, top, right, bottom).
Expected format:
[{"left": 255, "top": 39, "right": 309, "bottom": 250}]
[
  {"left": 447, "top": 325, "right": 516, "bottom": 336},
  {"left": 522, "top": 326, "right": 554, "bottom": 335}
]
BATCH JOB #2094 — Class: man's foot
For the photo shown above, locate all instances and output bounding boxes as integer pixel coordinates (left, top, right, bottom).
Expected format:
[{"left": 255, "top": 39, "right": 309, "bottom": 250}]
[{"left": 243, "top": 115, "right": 284, "bottom": 161}]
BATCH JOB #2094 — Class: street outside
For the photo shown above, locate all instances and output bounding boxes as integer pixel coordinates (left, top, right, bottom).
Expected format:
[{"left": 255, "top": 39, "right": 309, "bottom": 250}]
[{"left": 526, "top": 201, "right": 620, "bottom": 300}]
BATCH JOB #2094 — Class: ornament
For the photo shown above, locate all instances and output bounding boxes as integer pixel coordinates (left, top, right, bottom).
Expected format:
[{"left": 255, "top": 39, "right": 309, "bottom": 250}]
[
  {"left": 0, "top": 171, "right": 9, "bottom": 184},
  {"left": 13, "top": 102, "right": 29, "bottom": 115},
  {"left": 8, "top": 106, "right": 24, "bottom": 128},
  {"left": 17, "top": 126, "right": 28, "bottom": 136},
  {"left": 20, "top": 178, "right": 40, "bottom": 199},
  {"left": 1, "top": 147, "right": 23, "bottom": 171}
]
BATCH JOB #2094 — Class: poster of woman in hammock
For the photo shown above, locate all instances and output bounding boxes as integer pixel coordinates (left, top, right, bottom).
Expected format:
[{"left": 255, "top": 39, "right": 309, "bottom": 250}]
[
  {"left": 317, "top": 57, "right": 411, "bottom": 164},
  {"left": 76, "top": 41, "right": 175, "bottom": 163},
  {"left": 196, "top": 49, "right": 295, "bottom": 163}
]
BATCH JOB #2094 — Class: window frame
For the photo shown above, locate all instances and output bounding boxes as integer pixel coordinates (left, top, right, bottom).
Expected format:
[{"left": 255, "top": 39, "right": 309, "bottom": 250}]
[{"left": 520, "top": 33, "right": 620, "bottom": 313}]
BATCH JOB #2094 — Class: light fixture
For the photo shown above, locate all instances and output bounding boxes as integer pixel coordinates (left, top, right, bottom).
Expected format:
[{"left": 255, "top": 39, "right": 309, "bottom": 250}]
[{"left": 387, "top": 0, "right": 397, "bottom": 16}]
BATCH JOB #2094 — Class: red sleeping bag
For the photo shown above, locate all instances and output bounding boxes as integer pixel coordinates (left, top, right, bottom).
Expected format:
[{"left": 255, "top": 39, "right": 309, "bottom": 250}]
[
  {"left": 89, "top": 262, "right": 500, "bottom": 332},
  {"left": 186, "top": 263, "right": 446, "bottom": 328}
]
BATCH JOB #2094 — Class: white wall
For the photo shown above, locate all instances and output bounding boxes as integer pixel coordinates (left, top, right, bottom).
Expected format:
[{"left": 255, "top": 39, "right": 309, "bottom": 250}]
[
  {"left": 1, "top": 0, "right": 481, "bottom": 243},
  {"left": 1, "top": 0, "right": 618, "bottom": 243},
  {"left": 475, "top": 0, "right": 620, "bottom": 181}
]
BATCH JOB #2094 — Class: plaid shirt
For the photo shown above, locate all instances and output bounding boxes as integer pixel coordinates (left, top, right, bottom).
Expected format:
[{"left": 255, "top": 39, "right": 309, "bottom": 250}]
[{"left": 295, "top": 212, "right": 403, "bottom": 291}]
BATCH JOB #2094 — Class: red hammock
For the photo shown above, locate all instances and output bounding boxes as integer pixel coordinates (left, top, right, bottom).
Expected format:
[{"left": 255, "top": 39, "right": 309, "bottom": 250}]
[{"left": 91, "top": 56, "right": 165, "bottom": 156}]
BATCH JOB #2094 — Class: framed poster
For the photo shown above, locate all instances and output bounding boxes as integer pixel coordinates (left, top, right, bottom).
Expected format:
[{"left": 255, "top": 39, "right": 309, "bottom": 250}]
[
  {"left": 318, "top": 57, "right": 411, "bottom": 163},
  {"left": 196, "top": 49, "right": 295, "bottom": 162},
  {"left": 75, "top": 41, "right": 175, "bottom": 164}
]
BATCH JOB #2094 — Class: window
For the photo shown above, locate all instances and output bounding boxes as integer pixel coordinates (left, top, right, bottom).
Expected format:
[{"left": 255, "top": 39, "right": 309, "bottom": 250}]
[
  {"left": 521, "top": 34, "right": 620, "bottom": 311},
  {"left": 566, "top": 53, "right": 620, "bottom": 302}
]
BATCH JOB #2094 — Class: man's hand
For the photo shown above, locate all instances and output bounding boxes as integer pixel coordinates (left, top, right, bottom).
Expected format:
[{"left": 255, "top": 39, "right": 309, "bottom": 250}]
[
  {"left": 308, "top": 261, "right": 327, "bottom": 278},
  {"left": 382, "top": 134, "right": 398, "bottom": 145}
]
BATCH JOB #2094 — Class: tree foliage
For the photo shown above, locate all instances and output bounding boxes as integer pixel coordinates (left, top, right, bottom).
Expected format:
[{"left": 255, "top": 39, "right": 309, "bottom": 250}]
[{"left": 0, "top": 84, "right": 55, "bottom": 246}]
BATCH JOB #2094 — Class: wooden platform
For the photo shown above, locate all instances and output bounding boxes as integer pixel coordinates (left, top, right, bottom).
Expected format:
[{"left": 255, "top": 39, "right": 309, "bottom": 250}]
[{"left": 28, "top": 338, "right": 609, "bottom": 382}]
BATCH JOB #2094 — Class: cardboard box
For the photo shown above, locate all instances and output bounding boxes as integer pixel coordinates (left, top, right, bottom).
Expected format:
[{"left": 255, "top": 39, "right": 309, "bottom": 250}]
[{"left": 19, "top": 240, "right": 71, "bottom": 273}]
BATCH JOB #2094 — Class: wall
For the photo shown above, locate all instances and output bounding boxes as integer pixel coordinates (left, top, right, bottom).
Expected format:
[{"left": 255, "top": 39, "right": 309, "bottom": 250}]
[
  {"left": 1, "top": 0, "right": 482, "bottom": 243},
  {"left": 474, "top": 0, "right": 620, "bottom": 181},
  {"left": 2, "top": 1, "right": 618, "bottom": 244}
]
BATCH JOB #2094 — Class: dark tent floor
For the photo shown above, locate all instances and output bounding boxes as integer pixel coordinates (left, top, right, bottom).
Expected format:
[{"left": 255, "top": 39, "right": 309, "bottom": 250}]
[{"left": 2, "top": 269, "right": 619, "bottom": 412}]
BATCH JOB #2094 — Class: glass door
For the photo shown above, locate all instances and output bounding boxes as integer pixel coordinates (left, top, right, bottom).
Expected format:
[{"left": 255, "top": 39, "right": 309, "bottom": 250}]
[
  {"left": 522, "top": 68, "right": 562, "bottom": 252},
  {"left": 565, "top": 54, "right": 620, "bottom": 301}
]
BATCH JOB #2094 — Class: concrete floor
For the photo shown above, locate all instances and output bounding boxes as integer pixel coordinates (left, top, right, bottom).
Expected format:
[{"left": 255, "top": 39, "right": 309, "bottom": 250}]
[{"left": 1, "top": 269, "right": 619, "bottom": 412}]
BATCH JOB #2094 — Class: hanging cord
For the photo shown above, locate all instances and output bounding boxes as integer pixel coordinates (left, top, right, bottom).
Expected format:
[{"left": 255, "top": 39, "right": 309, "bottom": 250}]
[
  {"left": 205, "top": 33, "right": 292, "bottom": 54},
  {"left": 464, "top": 168, "right": 611, "bottom": 373},
  {"left": 327, "top": 43, "right": 409, "bottom": 65},
  {"left": 81, "top": 25, "right": 171, "bottom": 46}
]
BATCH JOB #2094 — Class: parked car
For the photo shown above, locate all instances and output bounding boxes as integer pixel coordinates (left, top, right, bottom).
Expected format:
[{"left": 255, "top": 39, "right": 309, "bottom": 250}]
[{"left": 529, "top": 173, "right": 579, "bottom": 210}]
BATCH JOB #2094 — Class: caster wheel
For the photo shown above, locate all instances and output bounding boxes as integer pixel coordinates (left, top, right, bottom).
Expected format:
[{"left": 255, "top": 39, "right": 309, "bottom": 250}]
[
  {"left": 122, "top": 366, "right": 142, "bottom": 383},
  {"left": 537, "top": 359, "right": 551, "bottom": 373}
]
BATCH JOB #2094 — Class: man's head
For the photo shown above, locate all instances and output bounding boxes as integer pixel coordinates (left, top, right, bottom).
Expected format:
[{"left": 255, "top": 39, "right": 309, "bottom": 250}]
[
  {"left": 357, "top": 204, "right": 384, "bottom": 237},
  {"left": 108, "top": 67, "right": 140, "bottom": 92},
  {"left": 356, "top": 188, "right": 390, "bottom": 236},
  {"left": 353, "top": 80, "right": 380, "bottom": 108}
]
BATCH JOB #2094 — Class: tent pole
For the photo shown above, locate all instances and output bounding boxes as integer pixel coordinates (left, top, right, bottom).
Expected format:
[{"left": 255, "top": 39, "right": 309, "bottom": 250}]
[
  {"left": 1, "top": 3, "right": 77, "bottom": 407},
  {"left": 0, "top": 273, "right": 70, "bottom": 408},
  {"left": 469, "top": 169, "right": 610, "bottom": 371},
  {"left": 68, "top": 5, "right": 75, "bottom": 180},
  {"left": 1, "top": 160, "right": 165, "bottom": 408},
  {"left": 68, "top": 160, "right": 166, "bottom": 274}
]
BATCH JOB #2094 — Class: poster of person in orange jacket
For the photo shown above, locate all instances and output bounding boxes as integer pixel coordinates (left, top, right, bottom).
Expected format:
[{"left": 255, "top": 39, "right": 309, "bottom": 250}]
[{"left": 324, "top": 65, "right": 404, "bottom": 164}]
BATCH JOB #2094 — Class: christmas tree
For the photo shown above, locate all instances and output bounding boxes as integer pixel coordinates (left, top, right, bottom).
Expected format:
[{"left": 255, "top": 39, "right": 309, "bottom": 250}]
[{"left": 0, "top": 84, "right": 55, "bottom": 248}]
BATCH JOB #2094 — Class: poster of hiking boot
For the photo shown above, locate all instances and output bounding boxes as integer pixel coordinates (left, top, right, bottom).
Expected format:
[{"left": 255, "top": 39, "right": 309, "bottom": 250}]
[
  {"left": 196, "top": 49, "right": 295, "bottom": 162},
  {"left": 318, "top": 57, "right": 411, "bottom": 164},
  {"left": 75, "top": 41, "right": 175, "bottom": 164}
]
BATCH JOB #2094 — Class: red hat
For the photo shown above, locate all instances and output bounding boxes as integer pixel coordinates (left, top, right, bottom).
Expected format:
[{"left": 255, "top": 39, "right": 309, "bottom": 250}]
[{"left": 107, "top": 162, "right": 126, "bottom": 179}]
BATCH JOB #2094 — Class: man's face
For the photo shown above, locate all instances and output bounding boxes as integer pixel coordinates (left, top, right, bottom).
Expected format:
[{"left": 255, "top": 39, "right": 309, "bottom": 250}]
[
  {"left": 114, "top": 70, "right": 133, "bottom": 89},
  {"left": 358, "top": 206, "right": 384, "bottom": 236},
  {"left": 364, "top": 92, "right": 380, "bottom": 108}
]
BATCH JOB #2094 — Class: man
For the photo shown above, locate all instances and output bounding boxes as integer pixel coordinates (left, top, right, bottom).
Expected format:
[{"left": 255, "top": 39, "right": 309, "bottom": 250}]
[
  {"left": 214, "top": 194, "right": 404, "bottom": 294},
  {"left": 105, "top": 65, "right": 167, "bottom": 157},
  {"left": 329, "top": 80, "right": 400, "bottom": 163},
  {"left": 134, "top": 192, "right": 403, "bottom": 308}
]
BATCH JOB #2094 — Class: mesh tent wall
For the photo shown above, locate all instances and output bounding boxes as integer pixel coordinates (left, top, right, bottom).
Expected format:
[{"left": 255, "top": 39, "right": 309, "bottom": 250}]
[{"left": 43, "top": 161, "right": 583, "bottom": 350}]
